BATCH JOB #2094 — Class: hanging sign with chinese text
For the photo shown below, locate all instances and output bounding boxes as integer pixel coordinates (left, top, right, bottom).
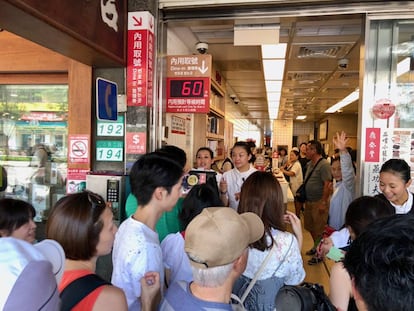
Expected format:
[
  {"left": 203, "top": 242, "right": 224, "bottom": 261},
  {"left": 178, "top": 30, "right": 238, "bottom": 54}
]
[
  {"left": 166, "top": 54, "right": 211, "bottom": 113},
  {"left": 127, "top": 11, "right": 154, "bottom": 107}
]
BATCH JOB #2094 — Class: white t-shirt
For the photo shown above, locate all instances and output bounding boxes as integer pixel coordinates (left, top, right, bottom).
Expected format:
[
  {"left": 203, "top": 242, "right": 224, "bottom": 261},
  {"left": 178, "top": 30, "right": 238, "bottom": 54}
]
[
  {"left": 287, "top": 161, "right": 303, "bottom": 195},
  {"left": 391, "top": 190, "right": 413, "bottom": 214},
  {"left": 222, "top": 166, "right": 257, "bottom": 210},
  {"left": 330, "top": 227, "right": 351, "bottom": 249},
  {"left": 243, "top": 229, "right": 305, "bottom": 284},
  {"left": 161, "top": 232, "right": 193, "bottom": 285},
  {"left": 111, "top": 217, "right": 164, "bottom": 311}
]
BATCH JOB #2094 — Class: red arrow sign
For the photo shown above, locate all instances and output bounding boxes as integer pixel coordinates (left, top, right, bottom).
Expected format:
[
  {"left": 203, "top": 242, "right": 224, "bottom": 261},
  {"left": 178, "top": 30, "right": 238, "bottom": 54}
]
[{"left": 132, "top": 16, "right": 142, "bottom": 27}]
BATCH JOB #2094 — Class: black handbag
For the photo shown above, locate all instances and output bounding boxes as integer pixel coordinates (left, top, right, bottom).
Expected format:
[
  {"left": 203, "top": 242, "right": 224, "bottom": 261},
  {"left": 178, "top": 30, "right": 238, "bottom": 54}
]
[
  {"left": 295, "top": 158, "right": 323, "bottom": 203},
  {"left": 275, "top": 283, "right": 336, "bottom": 311},
  {"left": 295, "top": 184, "right": 307, "bottom": 203}
]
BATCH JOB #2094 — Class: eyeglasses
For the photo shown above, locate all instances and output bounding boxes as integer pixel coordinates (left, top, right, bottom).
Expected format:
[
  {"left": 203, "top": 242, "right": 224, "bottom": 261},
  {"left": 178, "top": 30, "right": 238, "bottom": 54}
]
[{"left": 84, "top": 190, "right": 106, "bottom": 210}]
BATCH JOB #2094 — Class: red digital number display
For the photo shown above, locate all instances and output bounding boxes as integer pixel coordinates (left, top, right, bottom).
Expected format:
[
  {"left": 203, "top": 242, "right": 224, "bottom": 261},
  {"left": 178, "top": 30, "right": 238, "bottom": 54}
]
[{"left": 169, "top": 79, "right": 205, "bottom": 98}]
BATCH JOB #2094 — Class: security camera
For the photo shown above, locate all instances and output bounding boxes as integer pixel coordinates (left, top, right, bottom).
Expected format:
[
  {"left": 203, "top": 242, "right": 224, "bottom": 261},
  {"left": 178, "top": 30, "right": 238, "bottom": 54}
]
[
  {"left": 234, "top": 98, "right": 240, "bottom": 104},
  {"left": 196, "top": 42, "right": 208, "bottom": 54},
  {"left": 230, "top": 94, "right": 237, "bottom": 100},
  {"left": 338, "top": 58, "right": 349, "bottom": 69}
]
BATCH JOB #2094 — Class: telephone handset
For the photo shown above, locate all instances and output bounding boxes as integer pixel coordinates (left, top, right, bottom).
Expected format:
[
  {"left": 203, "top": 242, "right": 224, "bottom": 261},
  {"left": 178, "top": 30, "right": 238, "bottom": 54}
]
[
  {"left": 107, "top": 179, "right": 119, "bottom": 202},
  {"left": 107, "top": 179, "right": 120, "bottom": 221}
]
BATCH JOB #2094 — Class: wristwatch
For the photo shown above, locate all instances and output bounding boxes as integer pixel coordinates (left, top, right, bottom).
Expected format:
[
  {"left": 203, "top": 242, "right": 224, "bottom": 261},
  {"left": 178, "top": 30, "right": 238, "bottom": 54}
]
[{"left": 220, "top": 191, "right": 228, "bottom": 195}]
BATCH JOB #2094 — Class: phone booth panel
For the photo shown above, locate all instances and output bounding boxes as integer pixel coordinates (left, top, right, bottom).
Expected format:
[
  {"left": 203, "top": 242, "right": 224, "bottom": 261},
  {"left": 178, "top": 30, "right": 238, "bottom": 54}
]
[{"left": 86, "top": 172, "right": 127, "bottom": 225}]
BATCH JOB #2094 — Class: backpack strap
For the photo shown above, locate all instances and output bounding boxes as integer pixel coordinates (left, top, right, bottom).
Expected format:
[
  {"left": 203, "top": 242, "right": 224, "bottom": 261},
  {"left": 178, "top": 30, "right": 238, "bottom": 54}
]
[{"left": 60, "top": 274, "right": 111, "bottom": 311}]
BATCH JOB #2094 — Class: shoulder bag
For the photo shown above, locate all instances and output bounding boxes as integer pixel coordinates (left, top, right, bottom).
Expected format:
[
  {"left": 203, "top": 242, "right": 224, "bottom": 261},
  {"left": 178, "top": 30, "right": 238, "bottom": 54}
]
[
  {"left": 60, "top": 274, "right": 111, "bottom": 311},
  {"left": 231, "top": 235, "right": 294, "bottom": 310},
  {"left": 295, "top": 157, "right": 323, "bottom": 203}
]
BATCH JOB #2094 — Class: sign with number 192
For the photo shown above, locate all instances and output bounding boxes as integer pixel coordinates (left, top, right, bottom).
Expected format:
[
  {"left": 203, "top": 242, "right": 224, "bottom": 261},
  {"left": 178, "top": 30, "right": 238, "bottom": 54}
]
[{"left": 97, "top": 116, "right": 124, "bottom": 136}]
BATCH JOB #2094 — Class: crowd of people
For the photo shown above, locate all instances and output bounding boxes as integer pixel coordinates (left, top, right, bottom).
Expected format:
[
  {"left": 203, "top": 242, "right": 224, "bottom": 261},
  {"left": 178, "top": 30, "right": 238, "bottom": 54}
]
[{"left": 1, "top": 135, "right": 414, "bottom": 311}]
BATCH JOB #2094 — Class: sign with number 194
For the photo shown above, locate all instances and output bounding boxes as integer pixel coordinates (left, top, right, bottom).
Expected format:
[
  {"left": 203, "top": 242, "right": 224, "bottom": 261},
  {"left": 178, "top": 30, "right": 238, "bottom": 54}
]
[{"left": 96, "top": 140, "right": 123, "bottom": 161}]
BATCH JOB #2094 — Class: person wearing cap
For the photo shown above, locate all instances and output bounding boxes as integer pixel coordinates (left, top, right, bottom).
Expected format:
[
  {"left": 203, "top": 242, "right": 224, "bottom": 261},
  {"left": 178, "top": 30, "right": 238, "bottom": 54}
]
[
  {"left": 161, "top": 183, "right": 223, "bottom": 286},
  {"left": 112, "top": 153, "right": 184, "bottom": 310},
  {"left": 159, "top": 207, "right": 264, "bottom": 310},
  {"left": 0, "top": 237, "right": 65, "bottom": 310},
  {"left": 0, "top": 198, "right": 37, "bottom": 243}
]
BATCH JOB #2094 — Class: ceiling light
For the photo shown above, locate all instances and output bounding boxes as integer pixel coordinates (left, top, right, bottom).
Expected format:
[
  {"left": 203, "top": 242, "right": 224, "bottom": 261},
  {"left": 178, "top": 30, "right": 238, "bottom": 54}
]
[
  {"left": 263, "top": 60, "right": 285, "bottom": 80},
  {"left": 296, "top": 115, "right": 307, "bottom": 120},
  {"left": 261, "top": 44, "right": 287, "bottom": 59},
  {"left": 268, "top": 105, "right": 279, "bottom": 119},
  {"left": 325, "top": 89, "right": 359, "bottom": 113},
  {"left": 265, "top": 80, "right": 283, "bottom": 93},
  {"left": 267, "top": 92, "right": 281, "bottom": 102}
]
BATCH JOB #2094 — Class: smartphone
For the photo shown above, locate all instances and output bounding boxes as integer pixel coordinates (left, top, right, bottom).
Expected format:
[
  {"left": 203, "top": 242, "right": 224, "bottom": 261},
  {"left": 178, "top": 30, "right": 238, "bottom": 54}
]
[{"left": 326, "top": 247, "right": 345, "bottom": 262}]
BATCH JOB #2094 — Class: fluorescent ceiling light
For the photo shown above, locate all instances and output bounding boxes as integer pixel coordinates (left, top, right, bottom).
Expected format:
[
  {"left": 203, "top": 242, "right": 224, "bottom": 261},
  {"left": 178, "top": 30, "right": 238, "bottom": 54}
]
[
  {"left": 263, "top": 60, "right": 285, "bottom": 80},
  {"left": 267, "top": 102, "right": 280, "bottom": 109},
  {"left": 325, "top": 89, "right": 359, "bottom": 113},
  {"left": 265, "top": 80, "right": 283, "bottom": 93},
  {"left": 296, "top": 115, "right": 307, "bottom": 120},
  {"left": 267, "top": 92, "right": 281, "bottom": 102},
  {"left": 261, "top": 44, "right": 287, "bottom": 59},
  {"left": 324, "top": 57, "right": 408, "bottom": 116},
  {"left": 268, "top": 106, "right": 279, "bottom": 119}
]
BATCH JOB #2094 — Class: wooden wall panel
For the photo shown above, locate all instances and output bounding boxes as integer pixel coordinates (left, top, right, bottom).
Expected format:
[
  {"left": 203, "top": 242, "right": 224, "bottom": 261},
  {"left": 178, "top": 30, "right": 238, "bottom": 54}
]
[
  {"left": 0, "top": 31, "right": 69, "bottom": 72},
  {"left": 0, "top": 0, "right": 126, "bottom": 66},
  {"left": 68, "top": 60, "right": 92, "bottom": 170}
]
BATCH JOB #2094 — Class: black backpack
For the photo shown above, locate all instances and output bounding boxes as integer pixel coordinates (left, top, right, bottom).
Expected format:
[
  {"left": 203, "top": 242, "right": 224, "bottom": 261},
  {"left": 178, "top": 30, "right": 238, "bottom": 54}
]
[{"left": 275, "top": 282, "right": 336, "bottom": 311}]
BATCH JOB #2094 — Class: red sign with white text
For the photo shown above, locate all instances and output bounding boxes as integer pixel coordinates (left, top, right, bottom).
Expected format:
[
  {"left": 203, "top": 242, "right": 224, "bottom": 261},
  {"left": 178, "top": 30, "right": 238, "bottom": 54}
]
[
  {"left": 365, "top": 128, "right": 380, "bottom": 162},
  {"left": 126, "top": 132, "right": 146, "bottom": 154},
  {"left": 127, "top": 11, "right": 154, "bottom": 107},
  {"left": 166, "top": 77, "right": 210, "bottom": 113}
]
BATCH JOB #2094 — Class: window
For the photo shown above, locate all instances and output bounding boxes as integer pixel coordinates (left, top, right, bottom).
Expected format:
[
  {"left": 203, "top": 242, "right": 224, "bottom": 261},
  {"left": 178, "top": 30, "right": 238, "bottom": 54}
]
[{"left": 0, "top": 85, "right": 68, "bottom": 220}]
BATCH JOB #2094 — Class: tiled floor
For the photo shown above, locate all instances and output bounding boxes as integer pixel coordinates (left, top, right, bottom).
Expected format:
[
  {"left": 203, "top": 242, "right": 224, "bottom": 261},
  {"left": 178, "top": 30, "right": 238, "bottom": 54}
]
[{"left": 287, "top": 202, "right": 332, "bottom": 293}]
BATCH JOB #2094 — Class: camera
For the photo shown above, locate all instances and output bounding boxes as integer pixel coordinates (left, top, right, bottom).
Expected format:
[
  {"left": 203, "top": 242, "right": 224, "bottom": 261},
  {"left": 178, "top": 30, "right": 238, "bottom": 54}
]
[
  {"left": 338, "top": 58, "right": 349, "bottom": 69},
  {"left": 196, "top": 42, "right": 208, "bottom": 54}
]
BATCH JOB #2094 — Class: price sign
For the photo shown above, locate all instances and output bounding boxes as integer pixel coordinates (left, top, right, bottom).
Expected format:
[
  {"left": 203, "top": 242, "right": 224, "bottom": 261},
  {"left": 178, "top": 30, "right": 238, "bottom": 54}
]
[
  {"left": 96, "top": 140, "right": 123, "bottom": 162},
  {"left": 97, "top": 116, "right": 124, "bottom": 136}
]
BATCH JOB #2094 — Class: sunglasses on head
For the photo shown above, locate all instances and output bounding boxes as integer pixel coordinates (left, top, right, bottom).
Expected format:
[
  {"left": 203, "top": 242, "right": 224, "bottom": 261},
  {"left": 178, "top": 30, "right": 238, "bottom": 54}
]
[{"left": 84, "top": 190, "right": 106, "bottom": 210}]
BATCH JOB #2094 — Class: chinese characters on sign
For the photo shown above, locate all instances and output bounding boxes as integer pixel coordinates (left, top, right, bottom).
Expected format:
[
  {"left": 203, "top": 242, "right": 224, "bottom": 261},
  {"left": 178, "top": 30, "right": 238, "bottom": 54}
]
[
  {"left": 171, "top": 116, "right": 186, "bottom": 135},
  {"left": 166, "top": 55, "right": 212, "bottom": 113},
  {"left": 365, "top": 128, "right": 380, "bottom": 163},
  {"left": 126, "top": 132, "right": 146, "bottom": 154},
  {"left": 364, "top": 128, "right": 414, "bottom": 195},
  {"left": 127, "top": 11, "right": 154, "bottom": 107}
]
